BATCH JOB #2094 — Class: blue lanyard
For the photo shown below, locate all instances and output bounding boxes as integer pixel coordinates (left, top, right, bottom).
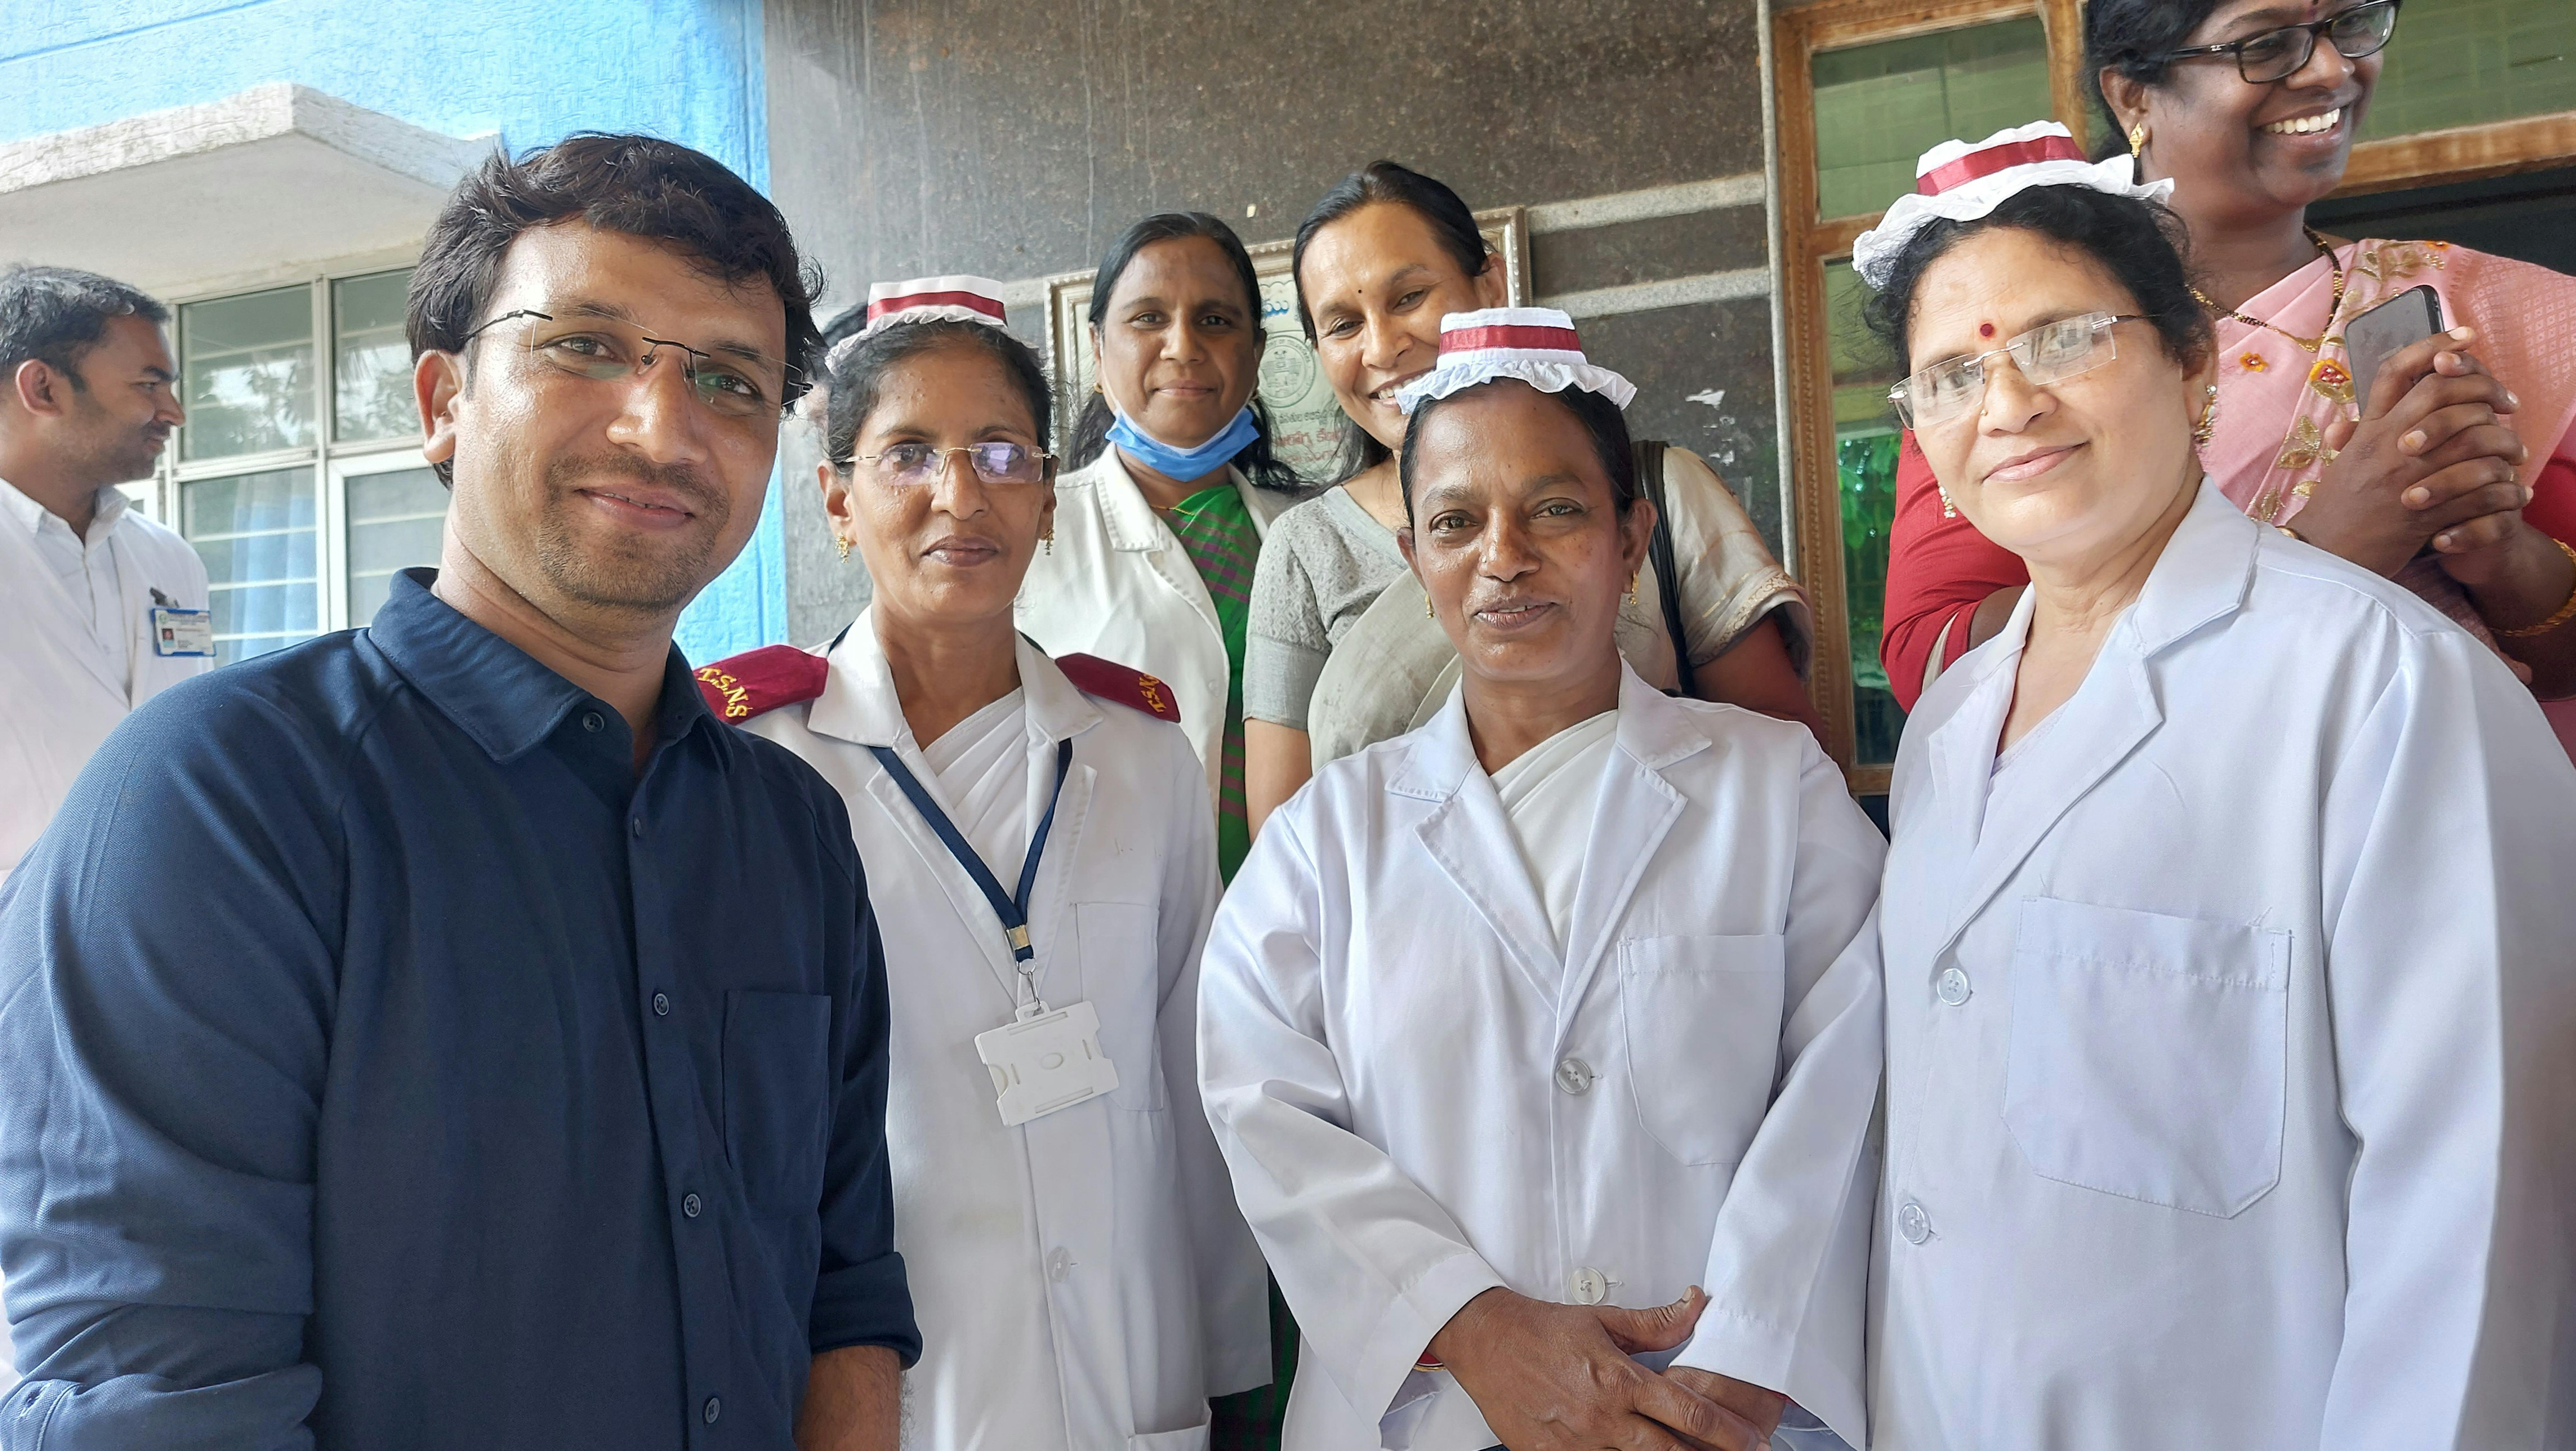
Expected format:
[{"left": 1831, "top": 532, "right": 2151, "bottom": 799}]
[{"left": 869, "top": 736, "right": 1073, "bottom": 965}]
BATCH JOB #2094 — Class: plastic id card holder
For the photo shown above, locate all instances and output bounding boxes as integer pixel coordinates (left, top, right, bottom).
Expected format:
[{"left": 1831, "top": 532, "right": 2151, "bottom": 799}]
[
  {"left": 151, "top": 606, "right": 214, "bottom": 658},
  {"left": 974, "top": 1000, "right": 1120, "bottom": 1127}
]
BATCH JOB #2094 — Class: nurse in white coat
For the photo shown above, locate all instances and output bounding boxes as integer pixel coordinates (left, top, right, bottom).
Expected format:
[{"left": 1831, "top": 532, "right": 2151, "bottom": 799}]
[
  {"left": 1016, "top": 213, "right": 1311, "bottom": 882},
  {"left": 1856, "top": 131, "right": 2576, "bottom": 1446},
  {"left": 1199, "top": 314, "right": 1884, "bottom": 1451},
  {"left": 716, "top": 279, "right": 1268, "bottom": 1449}
]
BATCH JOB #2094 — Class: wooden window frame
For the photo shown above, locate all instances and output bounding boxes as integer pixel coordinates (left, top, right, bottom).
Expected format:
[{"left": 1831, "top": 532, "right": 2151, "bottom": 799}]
[{"left": 1774, "top": 0, "right": 2576, "bottom": 796}]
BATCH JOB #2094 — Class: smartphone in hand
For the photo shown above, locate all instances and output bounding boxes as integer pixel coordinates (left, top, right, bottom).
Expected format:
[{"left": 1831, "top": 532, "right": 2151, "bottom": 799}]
[{"left": 2343, "top": 284, "right": 2445, "bottom": 409}]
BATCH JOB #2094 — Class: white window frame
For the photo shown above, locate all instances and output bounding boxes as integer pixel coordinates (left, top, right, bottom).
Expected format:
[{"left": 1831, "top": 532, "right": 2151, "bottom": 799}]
[{"left": 147, "top": 254, "right": 436, "bottom": 650}]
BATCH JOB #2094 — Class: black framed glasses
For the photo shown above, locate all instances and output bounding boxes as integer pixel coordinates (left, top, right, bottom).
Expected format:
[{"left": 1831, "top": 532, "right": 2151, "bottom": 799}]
[
  {"left": 852, "top": 441, "right": 1056, "bottom": 487},
  {"left": 2159, "top": 0, "right": 2399, "bottom": 84},
  {"left": 459, "top": 308, "right": 803, "bottom": 420}
]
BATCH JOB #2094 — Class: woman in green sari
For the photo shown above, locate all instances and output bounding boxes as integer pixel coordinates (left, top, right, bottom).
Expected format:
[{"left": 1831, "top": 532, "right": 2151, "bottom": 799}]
[{"left": 1018, "top": 212, "right": 1310, "bottom": 884}]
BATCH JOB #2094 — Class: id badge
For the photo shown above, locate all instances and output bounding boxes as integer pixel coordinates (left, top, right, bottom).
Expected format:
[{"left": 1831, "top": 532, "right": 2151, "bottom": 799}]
[
  {"left": 974, "top": 1000, "right": 1120, "bottom": 1127},
  {"left": 151, "top": 606, "right": 214, "bottom": 658}
]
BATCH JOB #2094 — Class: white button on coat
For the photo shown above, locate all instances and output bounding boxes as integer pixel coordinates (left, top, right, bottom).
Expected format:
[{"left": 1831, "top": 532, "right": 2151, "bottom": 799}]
[
  {"left": 1934, "top": 967, "right": 1971, "bottom": 1005},
  {"left": 1553, "top": 1058, "right": 1594, "bottom": 1095},
  {"left": 1874, "top": 485, "right": 2576, "bottom": 1447},
  {"left": 1200, "top": 666, "right": 1885, "bottom": 1451}
]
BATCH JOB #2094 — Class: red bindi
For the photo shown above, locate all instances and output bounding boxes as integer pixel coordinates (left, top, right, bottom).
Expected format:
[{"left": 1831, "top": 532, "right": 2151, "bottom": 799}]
[{"left": 1978, "top": 322, "right": 1996, "bottom": 338}]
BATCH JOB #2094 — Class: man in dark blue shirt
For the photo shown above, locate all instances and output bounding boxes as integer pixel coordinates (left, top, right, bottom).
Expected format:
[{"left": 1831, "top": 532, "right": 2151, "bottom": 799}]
[{"left": 0, "top": 135, "right": 916, "bottom": 1449}]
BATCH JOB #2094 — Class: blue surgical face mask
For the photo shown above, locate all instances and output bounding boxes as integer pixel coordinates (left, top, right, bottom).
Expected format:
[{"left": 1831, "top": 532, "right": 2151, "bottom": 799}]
[{"left": 1105, "top": 401, "right": 1259, "bottom": 483}]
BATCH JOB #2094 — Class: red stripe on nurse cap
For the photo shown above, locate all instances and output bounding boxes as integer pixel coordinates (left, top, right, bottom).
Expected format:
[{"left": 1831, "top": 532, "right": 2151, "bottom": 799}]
[
  {"left": 1914, "top": 123, "right": 2087, "bottom": 195},
  {"left": 862, "top": 274, "right": 1009, "bottom": 330}
]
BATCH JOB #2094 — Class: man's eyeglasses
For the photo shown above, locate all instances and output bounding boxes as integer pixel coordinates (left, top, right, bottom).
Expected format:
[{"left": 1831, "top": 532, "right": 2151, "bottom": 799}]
[
  {"left": 1890, "top": 313, "right": 2144, "bottom": 428},
  {"left": 460, "top": 309, "right": 802, "bottom": 420},
  {"left": 2159, "top": 0, "right": 2399, "bottom": 85},
  {"left": 851, "top": 442, "right": 1056, "bottom": 487}
]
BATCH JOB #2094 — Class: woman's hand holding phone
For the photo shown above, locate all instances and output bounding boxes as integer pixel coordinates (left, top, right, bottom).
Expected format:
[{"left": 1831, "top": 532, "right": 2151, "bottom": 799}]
[{"left": 2299, "top": 326, "right": 2527, "bottom": 578}]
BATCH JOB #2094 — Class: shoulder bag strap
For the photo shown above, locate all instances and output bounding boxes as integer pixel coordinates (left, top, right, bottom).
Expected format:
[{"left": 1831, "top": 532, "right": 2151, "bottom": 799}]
[{"left": 1633, "top": 439, "right": 1697, "bottom": 699}]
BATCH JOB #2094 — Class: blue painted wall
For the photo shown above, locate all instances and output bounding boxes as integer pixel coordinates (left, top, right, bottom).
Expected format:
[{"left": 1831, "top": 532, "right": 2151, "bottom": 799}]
[{"left": 2, "top": 0, "right": 789, "bottom": 662}]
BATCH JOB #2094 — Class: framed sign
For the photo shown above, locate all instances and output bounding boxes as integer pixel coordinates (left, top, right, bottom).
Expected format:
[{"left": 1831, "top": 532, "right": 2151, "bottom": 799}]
[{"left": 1045, "top": 206, "right": 1529, "bottom": 484}]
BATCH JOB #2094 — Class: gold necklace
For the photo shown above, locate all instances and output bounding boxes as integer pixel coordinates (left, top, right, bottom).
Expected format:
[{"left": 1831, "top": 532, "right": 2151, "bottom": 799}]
[{"left": 2191, "top": 228, "right": 2346, "bottom": 353}]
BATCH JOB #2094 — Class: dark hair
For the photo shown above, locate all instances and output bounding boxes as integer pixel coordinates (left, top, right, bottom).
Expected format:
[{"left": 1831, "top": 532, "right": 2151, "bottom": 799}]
[
  {"left": 820, "top": 320, "right": 1053, "bottom": 469},
  {"left": 2085, "top": 0, "right": 2227, "bottom": 154},
  {"left": 1291, "top": 161, "right": 1494, "bottom": 483},
  {"left": 407, "top": 132, "right": 824, "bottom": 482},
  {"left": 1397, "top": 380, "right": 1638, "bottom": 524},
  {"left": 0, "top": 265, "right": 168, "bottom": 392},
  {"left": 1861, "top": 185, "right": 2214, "bottom": 377},
  {"left": 1065, "top": 212, "right": 1302, "bottom": 494}
]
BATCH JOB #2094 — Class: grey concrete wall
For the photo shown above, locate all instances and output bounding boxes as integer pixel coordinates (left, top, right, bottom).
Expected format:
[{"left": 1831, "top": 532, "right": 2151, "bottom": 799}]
[{"left": 766, "top": 0, "right": 1779, "bottom": 645}]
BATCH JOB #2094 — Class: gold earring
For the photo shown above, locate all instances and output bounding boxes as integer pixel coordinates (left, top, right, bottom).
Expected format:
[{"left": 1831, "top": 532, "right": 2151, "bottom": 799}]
[
  {"left": 1424, "top": 593, "right": 1434, "bottom": 618},
  {"left": 2194, "top": 383, "right": 2220, "bottom": 446},
  {"left": 836, "top": 534, "right": 852, "bottom": 562},
  {"left": 1938, "top": 483, "right": 1958, "bottom": 520},
  {"left": 1042, "top": 527, "right": 1055, "bottom": 556},
  {"left": 1627, "top": 571, "right": 1640, "bottom": 606},
  {"left": 2128, "top": 122, "right": 2148, "bottom": 158}
]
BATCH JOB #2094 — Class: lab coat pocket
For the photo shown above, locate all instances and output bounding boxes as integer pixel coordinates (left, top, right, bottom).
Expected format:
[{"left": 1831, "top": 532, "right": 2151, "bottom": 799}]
[
  {"left": 1618, "top": 934, "right": 1787, "bottom": 1167},
  {"left": 2003, "top": 897, "right": 2289, "bottom": 1217},
  {"left": 722, "top": 989, "right": 833, "bottom": 1214},
  {"left": 1126, "top": 1412, "right": 1211, "bottom": 1450},
  {"left": 1077, "top": 901, "right": 1166, "bottom": 1111}
]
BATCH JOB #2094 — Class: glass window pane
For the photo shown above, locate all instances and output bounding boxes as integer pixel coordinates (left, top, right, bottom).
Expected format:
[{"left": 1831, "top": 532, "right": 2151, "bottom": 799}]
[
  {"left": 345, "top": 466, "right": 447, "bottom": 626},
  {"left": 2362, "top": 0, "right": 2576, "bottom": 139},
  {"left": 1824, "top": 259, "right": 1908, "bottom": 766},
  {"left": 181, "top": 287, "right": 315, "bottom": 461},
  {"left": 335, "top": 270, "right": 417, "bottom": 443},
  {"left": 1812, "top": 18, "right": 2055, "bottom": 221},
  {"left": 182, "top": 466, "right": 319, "bottom": 666}
]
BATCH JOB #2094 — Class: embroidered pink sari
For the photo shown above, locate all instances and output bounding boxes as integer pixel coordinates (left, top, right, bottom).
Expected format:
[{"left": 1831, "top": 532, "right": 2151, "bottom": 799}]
[{"left": 2202, "top": 239, "right": 2576, "bottom": 752}]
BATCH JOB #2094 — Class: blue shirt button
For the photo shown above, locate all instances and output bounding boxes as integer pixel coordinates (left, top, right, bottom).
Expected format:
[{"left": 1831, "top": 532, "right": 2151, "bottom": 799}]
[
  {"left": 652, "top": 992, "right": 670, "bottom": 1017},
  {"left": 630, "top": 817, "right": 644, "bottom": 839},
  {"left": 580, "top": 711, "right": 604, "bottom": 733},
  {"left": 703, "top": 1395, "right": 721, "bottom": 1424},
  {"left": 683, "top": 1192, "right": 702, "bottom": 1219}
]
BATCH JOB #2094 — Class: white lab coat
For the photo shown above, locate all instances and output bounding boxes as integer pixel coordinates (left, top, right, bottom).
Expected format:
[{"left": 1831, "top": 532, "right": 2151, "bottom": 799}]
[
  {"left": 0, "top": 481, "right": 208, "bottom": 883},
  {"left": 1199, "top": 664, "right": 1885, "bottom": 1451},
  {"left": 1016, "top": 449, "right": 1304, "bottom": 792},
  {"left": 1872, "top": 481, "right": 2576, "bottom": 1448},
  {"left": 744, "top": 617, "right": 1269, "bottom": 1450}
]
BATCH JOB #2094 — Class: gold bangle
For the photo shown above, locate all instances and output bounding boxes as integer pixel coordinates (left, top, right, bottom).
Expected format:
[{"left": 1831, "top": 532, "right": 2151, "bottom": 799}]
[{"left": 2495, "top": 535, "right": 2576, "bottom": 639}]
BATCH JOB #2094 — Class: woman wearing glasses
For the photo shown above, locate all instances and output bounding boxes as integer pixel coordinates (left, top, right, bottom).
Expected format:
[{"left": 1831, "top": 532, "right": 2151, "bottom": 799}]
[
  {"left": 711, "top": 279, "right": 1269, "bottom": 1450},
  {"left": 1860, "top": 136, "right": 2576, "bottom": 1444},
  {"left": 1880, "top": 0, "right": 2576, "bottom": 758},
  {"left": 1019, "top": 213, "right": 1312, "bottom": 884}
]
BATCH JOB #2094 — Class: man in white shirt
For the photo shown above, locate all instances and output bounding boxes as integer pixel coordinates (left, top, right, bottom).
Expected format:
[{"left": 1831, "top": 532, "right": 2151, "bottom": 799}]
[{"left": 0, "top": 265, "right": 199, "bottom": 883}]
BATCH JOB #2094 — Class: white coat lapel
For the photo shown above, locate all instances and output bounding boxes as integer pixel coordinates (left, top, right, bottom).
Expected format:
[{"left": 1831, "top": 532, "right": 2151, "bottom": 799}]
[
  {"left": 1555, "top": 668, "right": 1700, "bottom": 1017},
  {"left": 1934, "top": 483, "right": 2258, "bottom": 951},
  {"left": 1019, "top": 640, "right": 1105, "bottom": 1008},
  {"left": 1094, "top": 451, "right": 1222, "bottom": 636},
  {"left": 1396, "top": 689, "right": 1564, "bottom": 1000},
  {"left": 0, "top": 516, "right": 129, "bottom": 704}
]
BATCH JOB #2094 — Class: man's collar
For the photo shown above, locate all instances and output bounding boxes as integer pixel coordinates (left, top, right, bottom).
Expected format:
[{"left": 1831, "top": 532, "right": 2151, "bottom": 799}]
[
  {"left": 0, "top": 476, "right": 125, "bottom": 541},
  {"left": 367, "top": 568, "right": 715, "bottom": 763}
]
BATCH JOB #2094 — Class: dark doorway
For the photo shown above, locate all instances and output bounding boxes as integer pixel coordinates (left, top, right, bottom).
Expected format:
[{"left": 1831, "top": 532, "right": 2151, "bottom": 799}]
[{"left": 2309, "top": 163, "right": 2576, "bottom": 275}]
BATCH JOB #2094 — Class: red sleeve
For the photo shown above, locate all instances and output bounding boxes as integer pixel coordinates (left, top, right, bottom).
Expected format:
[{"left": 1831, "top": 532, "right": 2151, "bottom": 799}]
[{"left": 1879, "top": 432, "right": 2029, "bottom": 711}]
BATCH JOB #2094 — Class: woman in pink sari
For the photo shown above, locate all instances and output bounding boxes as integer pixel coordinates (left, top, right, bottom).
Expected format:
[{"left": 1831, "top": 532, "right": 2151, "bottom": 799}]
[{"left": 1880, "top": 0, "right": 2576, "bottom": 754}]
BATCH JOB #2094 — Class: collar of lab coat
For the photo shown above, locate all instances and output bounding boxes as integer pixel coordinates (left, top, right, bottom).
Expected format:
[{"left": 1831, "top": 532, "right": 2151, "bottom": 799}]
[
  {"left": 1389, "top": 657, "right": 1712, "bottom": 803},
  {"left": 806, "top": 606, "right": 1103, "bottom": 750},
  {"left": 1076, "top": 447, "right": 1244, "bottom": 554},
  {"left": 1917, "top": 477, "right": 2255, "bottom": 950},
  {"left": 1385, "top": 659, "right": 1708, "bottom": 1009},
  {"left": 0, "top": 474, "right": 126, "bottom": 545}
]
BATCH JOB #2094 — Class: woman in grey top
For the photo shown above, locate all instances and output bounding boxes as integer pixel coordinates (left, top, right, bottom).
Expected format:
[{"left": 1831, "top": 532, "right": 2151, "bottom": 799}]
[{"left": 1244, "top": 162, "right": 1820, "bottom": 834}]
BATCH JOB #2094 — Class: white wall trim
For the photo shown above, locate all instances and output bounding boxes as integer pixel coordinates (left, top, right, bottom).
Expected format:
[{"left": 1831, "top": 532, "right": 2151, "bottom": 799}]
[
  {"left": 1523, "top": 172, "right": 1767, "bottom": 233},
  {"left": 1542, "top": 265, "right": 1772, "bottom": 319}
]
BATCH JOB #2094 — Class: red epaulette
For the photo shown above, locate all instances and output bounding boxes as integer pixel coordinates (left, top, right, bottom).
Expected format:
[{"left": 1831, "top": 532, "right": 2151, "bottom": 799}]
[
  {"left": 694, "top": 644, "right": 828, "bottom": 723},
  {"left": 1056, "top": 653, "right": 1182, "bottom": 723}
]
